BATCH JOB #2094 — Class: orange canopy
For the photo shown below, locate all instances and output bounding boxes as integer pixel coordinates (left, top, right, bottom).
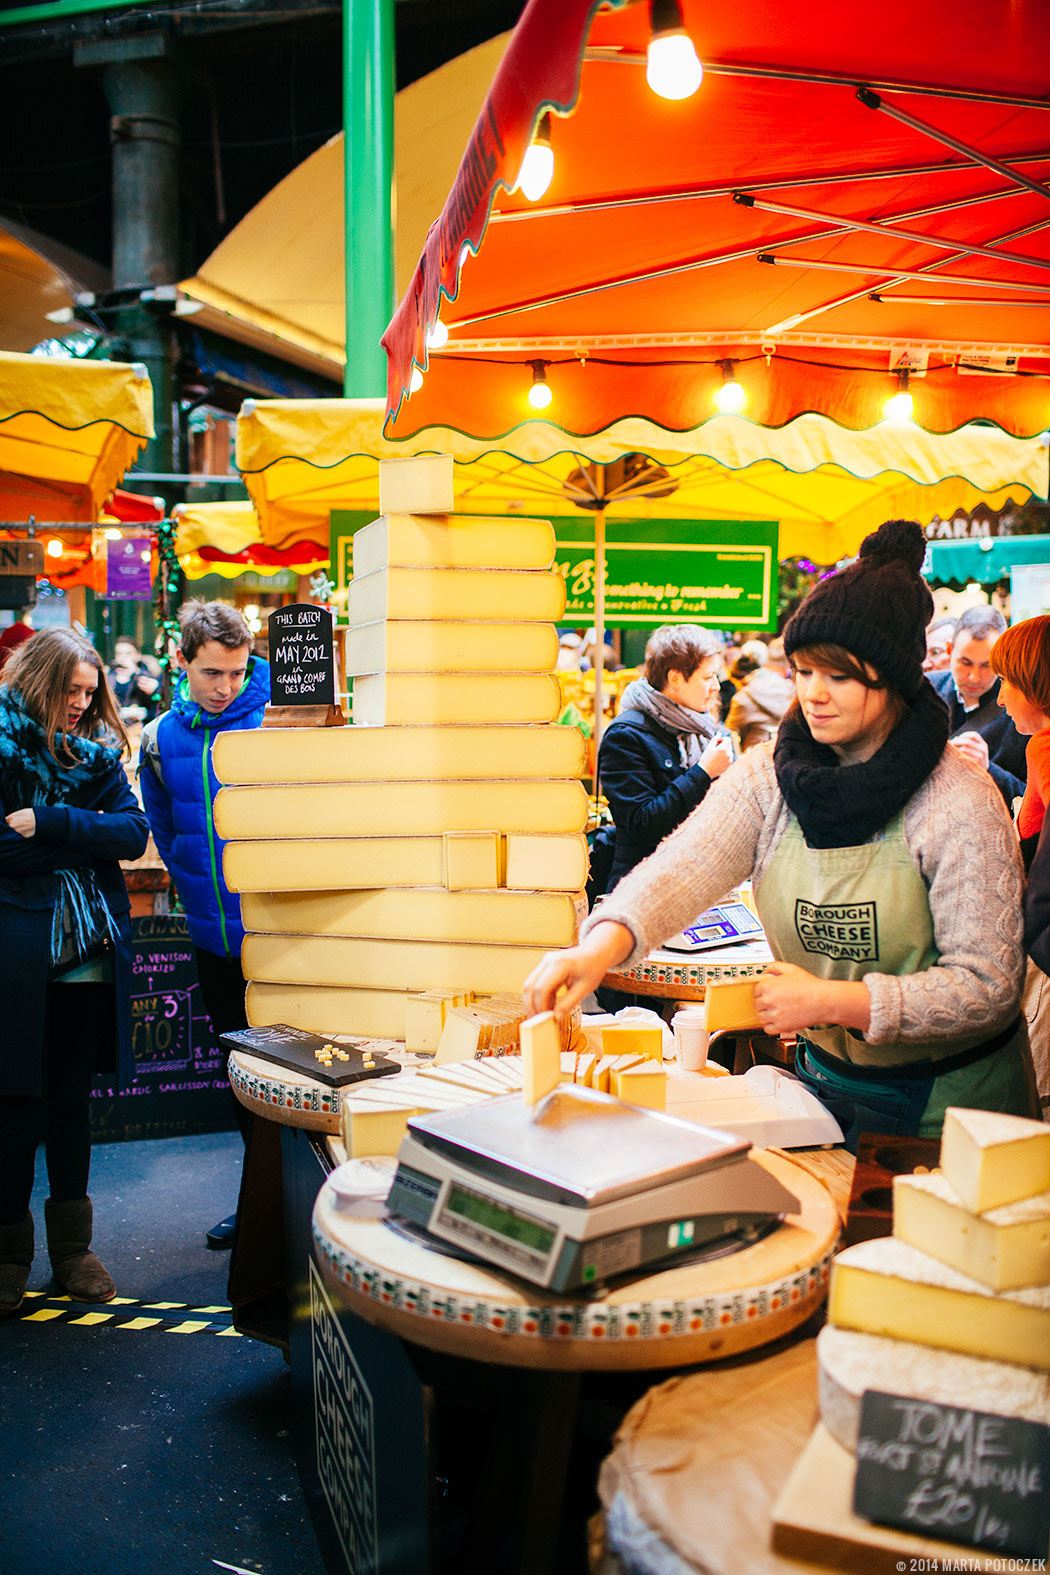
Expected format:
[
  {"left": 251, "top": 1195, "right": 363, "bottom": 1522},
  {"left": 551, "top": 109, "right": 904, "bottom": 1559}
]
[{"left": 384, "top": 0, "right": 1050, "bottom": 442}]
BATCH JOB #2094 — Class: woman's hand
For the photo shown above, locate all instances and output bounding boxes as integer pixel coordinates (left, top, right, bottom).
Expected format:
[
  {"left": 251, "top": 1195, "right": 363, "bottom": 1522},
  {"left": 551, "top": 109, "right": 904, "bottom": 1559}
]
[
  {"left": 6, "top": 809, "right": 36, "bottom": 839},
  {"left": 753, "top": 961, "right": 871, "bottom": 1036},
  {"left": 523, "top": 920, "right": 635, "bottom": 1018},
  {"left": 698, "top": 735, "right": 734, "bottom": 779}
]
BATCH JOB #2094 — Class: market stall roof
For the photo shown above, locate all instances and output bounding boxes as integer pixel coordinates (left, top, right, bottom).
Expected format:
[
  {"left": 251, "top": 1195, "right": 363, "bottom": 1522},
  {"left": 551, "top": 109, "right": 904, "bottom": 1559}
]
[
  {"left": 925, "top": 532, "right": 1050, "bottom": 586},
  {"left": 0, "top": 350, "right": 154, "bottom": 522},
  {"left": 177, "top": 35, "right": 510, "bottom": 379},
  {"left": 0, "top": 221, "right": 110, "bottom": 355},
  {"left": 235, "top": 397, "right": 1044, "bottom": 563},
  {"left": 383, "top": 0, "right": 1050, "bottom": 441},
  {"left": 171, "top": 499, "right": 328, "bottom": 579}
]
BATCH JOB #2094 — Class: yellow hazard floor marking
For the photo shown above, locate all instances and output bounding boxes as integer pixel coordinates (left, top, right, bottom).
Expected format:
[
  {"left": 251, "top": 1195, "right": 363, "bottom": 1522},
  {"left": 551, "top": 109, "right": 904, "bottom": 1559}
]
[
  {"left": 194, "top": 1305, "right": 232, "bottom": 1314},
  {"left": 141, "top": 1301, "right": 188, "bottom": 1310},
  {"left": 214, "top": 1326, "right": 244, "bottom": 1338},
  {"left": 116, "top": 1317, "right": 163, "bottom": 1330},
  {"left": 23, "top": 1308, "right": 64, "bottom": 1321},
  {"left": 165, "top": 1320, "right": 213, "bottom": 1334},
  {"left": 69, "top": 1312, "right": 114, "bottom": 1326}
]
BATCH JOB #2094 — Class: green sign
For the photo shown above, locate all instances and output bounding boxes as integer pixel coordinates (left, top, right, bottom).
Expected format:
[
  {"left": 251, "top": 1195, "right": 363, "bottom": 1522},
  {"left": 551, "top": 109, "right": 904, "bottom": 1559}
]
[
  {"left": 553, "top": 518, "right": 778, "bottom": 629},
  {"left": 330, "top": 510, "right": 377, "bottom": 595}
]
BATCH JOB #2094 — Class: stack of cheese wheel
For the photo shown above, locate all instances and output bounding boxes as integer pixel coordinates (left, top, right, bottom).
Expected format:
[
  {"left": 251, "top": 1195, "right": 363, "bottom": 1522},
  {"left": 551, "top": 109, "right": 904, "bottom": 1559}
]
[
  {"left": 213, "top": 456, "right": 590, "bottom": 1045},
  {"left": 819, "top": 1107, "right": 1050, "bottom": 1452}
]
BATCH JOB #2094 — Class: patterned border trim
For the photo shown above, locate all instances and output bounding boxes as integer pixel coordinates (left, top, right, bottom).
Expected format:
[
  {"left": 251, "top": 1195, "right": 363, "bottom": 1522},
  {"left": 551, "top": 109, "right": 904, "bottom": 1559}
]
[
  {"left": 229, "top": 1055, "right": 341, "bottom": 1117},
  {"left": 615, "top": 955, "right": 769, "bottom": 989},
  {"left": 312, "top": 1210, "right": 833, "bottom": 1344}
]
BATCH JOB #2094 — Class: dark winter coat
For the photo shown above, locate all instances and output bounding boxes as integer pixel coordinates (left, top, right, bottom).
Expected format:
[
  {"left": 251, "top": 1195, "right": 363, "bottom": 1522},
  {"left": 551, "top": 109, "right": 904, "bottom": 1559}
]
[
  {"left": 597, "top": 707, "right": 717, "bottom": 892},
  {"left": 929, "top": 669, "right": 1027, "bottom": 807}
]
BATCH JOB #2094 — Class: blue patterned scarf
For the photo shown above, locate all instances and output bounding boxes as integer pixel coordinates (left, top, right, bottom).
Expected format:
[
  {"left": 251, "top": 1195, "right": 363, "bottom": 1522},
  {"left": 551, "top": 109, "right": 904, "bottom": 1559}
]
[{"left": 0, "top": 684, "right": 122, "bottom": 964}]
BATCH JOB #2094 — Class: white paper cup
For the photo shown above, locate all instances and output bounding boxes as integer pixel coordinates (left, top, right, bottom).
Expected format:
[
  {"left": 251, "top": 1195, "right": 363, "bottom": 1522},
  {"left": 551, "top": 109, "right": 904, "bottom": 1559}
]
[{"left": 672, "top": 1010, "right": 709, "bottom": 1070}]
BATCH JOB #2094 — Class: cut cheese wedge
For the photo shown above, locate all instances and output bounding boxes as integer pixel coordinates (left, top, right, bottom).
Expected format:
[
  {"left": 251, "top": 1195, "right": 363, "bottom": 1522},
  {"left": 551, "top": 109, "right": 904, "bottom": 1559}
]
[
  {"left": 827, "top": 1235, "right": 1050, "bottom": 1371},
  {"left": 520, "top": 1012, "right": 561, "bottom": 1105},
  {"left": 347, "top": 619, "right": 559, "bottom": 676},
  {"left": 377, "top": 456, "right": 454, "bottom": 516},
  {"left": 213, "top": 722, "right": 584, "bottom": 785},
  {"left": 940, "top": 1105, "right": 1050, "bottom": 1213},
  {"left": 348, "top": 566, "right": 566, "bottom": 625},
  {"left": 703, "top": 978, "right": 762, "bottom": 1032},
  {"left": 613, "top": 1062, "right": 667, "bottom": 1110},
  {"left": 504, "top": 833, "right": 589, "bottom": 893},
  {"left": 893, "top": 1169, "right": 1050, "bottom": 1292},
  {"left": 404, "top": 989, "right": 470, "bottom": 1054},
  {"left": 245, "top": 980, "right": 409, "bottom": 1040},
  {"left": 600, "top": 1024, "right": 663, "bottom": 1062},
  {"left": 351, "top": 671, "right": 561, "bottom": 726},
  {"left": 224, "top": 834, "right": 590, "bottom": 894},
  {"left": 243, "top": 932, "right": 543, "bottom": 995},
  {"left": 214, "top": 778, "right": 588, "bottom": 841},
  {"left": 342, "top": 1102, "right": 417, "bottom": 1159},
  {"left": 816, "top": 1324, "right": 1050, "bottom": 1456},
  {"left": 354, "top": 511, "right": 555, "bottom": 574},
  {"left": 240, "top": 887, "right": 584, "bottom": 947}
]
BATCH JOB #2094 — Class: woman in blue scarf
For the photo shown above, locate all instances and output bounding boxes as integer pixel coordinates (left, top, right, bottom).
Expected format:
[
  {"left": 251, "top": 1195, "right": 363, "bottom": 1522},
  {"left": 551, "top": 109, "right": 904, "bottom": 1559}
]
[{"left": 0, "top": 628, "right": 148, "bottom": 1315}]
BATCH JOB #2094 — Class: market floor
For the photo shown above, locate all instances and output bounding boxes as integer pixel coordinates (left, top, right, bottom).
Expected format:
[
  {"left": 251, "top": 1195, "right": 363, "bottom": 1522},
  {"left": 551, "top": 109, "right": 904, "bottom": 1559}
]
[{"left": 0, "top": 1130, "right": 327, "bottom": 1575}]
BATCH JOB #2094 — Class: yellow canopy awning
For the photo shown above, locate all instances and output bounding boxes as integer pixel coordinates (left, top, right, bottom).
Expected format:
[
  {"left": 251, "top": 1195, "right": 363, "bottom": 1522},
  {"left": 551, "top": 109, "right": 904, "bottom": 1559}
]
[
  {"left": 171, "top": 499, "right": 329, "bottom": 579},
  {"left": 235, "top": 398, "right": 1043, "bottom": 563},
  {"left": 0, "top": 351, "right": 154, "bottom": 522}
]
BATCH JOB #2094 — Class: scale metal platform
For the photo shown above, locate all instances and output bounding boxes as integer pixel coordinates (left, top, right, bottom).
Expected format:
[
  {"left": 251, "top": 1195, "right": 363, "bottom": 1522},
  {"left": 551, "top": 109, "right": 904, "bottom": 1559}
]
[{"left": 387, "top": 1084, "right": 800, "bottom": 1293}]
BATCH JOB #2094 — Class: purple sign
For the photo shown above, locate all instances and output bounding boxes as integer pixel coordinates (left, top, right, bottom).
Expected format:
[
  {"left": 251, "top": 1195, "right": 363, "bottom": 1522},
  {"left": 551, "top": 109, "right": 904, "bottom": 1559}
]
[{"left": 105, "top": 535, "right": 153, "bottom": 600}]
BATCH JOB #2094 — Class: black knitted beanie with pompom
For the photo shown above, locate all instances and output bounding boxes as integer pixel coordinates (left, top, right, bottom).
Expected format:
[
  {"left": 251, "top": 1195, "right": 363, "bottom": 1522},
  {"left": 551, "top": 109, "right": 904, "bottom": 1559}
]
[{"left": 783, "top": 519, "right": 933, "bottom": 700}]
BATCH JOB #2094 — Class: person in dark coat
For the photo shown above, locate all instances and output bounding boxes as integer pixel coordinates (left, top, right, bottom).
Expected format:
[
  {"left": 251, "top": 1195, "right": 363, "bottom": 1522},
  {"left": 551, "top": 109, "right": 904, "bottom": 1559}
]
[
  {"left": 597, "top": 624, "right": 733, "bottom": 894},
  {"left": 928, "top": 603, "right": 1027, "bottom": 808},
  {"left": 0, "top": 628, "right": 148, "bottom": 1315}
]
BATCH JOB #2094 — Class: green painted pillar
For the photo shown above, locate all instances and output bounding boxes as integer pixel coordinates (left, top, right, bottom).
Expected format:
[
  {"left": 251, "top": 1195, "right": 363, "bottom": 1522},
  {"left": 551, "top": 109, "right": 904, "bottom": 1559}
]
[{"left": 343, "top": 0, "right": 396, "bottom": 397}]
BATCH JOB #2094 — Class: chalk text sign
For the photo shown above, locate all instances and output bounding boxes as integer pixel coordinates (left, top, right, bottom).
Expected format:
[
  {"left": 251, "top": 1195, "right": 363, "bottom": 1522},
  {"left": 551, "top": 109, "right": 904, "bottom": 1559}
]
[{"left": 269, "top": 603, "right": 336, "bottom": 707}]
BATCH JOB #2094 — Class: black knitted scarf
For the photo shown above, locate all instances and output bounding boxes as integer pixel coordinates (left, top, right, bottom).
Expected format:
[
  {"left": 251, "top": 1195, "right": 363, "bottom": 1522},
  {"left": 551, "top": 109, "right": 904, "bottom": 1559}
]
[{"left": 773, "top": 680, "right": 951, "bottom": 849}]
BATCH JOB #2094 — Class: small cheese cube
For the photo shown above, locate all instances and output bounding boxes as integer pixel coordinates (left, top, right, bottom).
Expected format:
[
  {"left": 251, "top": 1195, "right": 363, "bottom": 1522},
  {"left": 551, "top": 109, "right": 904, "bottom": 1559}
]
[
  {"left": 520, "top": 1012, "right": 561, "bottom": 1106},
  {"left": 940, "top": 1106, "right": 1050, "bottom": 1214}
]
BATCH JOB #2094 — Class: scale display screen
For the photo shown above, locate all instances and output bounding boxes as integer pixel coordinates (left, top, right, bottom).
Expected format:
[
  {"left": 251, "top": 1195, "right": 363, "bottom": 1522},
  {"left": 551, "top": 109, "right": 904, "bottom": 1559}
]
[
  {"left": 668, "top": 901, "right": 764, "bottom": 953},
  {"left": 445, "top": 1182, "right": 556, "bottom": 1256}
]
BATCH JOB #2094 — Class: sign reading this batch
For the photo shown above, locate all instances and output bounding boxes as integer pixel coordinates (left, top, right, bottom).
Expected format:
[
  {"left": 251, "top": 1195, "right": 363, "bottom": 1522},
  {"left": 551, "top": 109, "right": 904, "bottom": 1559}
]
[
  {"left": 853, "top": 1390, "right": 1050, "bottom": 1559},
  {"left": 269, "top": 603, "right": 336, "bottom": 706}
]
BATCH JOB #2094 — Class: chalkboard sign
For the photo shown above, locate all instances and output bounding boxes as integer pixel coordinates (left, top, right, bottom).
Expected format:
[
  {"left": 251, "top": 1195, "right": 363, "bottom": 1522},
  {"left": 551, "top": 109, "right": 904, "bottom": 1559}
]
[
  {"left": 853, "top": 1389, "right": 1050, "bottom": 1560},
  {"left": 219, "top": 1023, "right": 400, "bottom": 1088},
  {"left": 269, "top": 603, "right": 336, "bottom": 706}
]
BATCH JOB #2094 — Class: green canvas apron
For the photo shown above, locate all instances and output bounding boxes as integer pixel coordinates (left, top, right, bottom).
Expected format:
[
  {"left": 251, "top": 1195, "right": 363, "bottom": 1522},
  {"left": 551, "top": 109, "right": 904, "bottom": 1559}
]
[{"left": 754, "top": 814, "right": 1035, "bottom": 1146}]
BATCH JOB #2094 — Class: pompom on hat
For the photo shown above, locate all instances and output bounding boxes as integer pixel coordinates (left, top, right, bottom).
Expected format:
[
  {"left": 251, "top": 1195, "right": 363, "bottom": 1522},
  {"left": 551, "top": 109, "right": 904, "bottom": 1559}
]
[{"left": 783, "top": 519, "right": 933, "bottom": 700}]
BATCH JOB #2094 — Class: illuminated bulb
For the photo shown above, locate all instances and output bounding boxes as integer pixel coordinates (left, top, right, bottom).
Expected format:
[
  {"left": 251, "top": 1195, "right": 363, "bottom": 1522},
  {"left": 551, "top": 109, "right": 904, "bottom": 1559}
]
[
  {"left": 528, "top": 363, "right": 553, "bottom": 410},
  {"left": 646, "top": 0, "right": 703, "bottom": 100},
  {"left": 104, "top": 528, "right": 122, "bottom": 540},
  {"left": 518, "top": 114, "right": 554, "bottom": 203},
  {"left": 46, "top": 538, "right": 63, "bottom": 558},
  {"left": 714, "top": 362, "right": 747, "bottom": 414},
  {"left": 884, "top": 372, "right": 914, "bottom": 421},
  {"left": 426, "top": 318, "right": 449, "bottom": 350},
  {"left": 409, "top": 366, "right": 424, "bottom": 393}
]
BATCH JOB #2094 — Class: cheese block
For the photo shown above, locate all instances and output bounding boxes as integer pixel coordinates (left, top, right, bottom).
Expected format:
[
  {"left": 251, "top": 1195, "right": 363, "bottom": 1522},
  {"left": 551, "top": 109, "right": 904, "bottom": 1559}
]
[
  {"left": 351, "top": 672, "right": 561, "bottom": 727},
  {"left": 504, "top": 833, "right": 589, "bottom": 893},
  {"left": 443, "top": 831, "right": 500, "bottom": 892},
  {"left": 213, "top": 721, "right": 584, "bottom": 785},
  {"left": 590, "top": 1054, "right": 618, "bottom": 1094},
  {"left": 354, "top": 509, "right": 554, "bottom": 574},
  {"left": 816, "top": 1325, "right": 1050, "bottom": 1456},
  {"left": 416, "top": 1060, "right": 510, "bottom": 1094},
  {"left": 242, "top": 932, "right": 543, "bottom": 994},
  {"left": 576, "top": 1052, "right": 597, "bottom": 1088},
  {"left": 225, "top": 833, "right": 588, "bottom": 895},
  {"left": 245, "top": 980, "right": 408, "bottom": 1039},
  {"left": 347, "top": 619, "right": 559, "bottom": 677},
  {"left": 614, "top": 1062, "right": 667, "bottom": 1110},
  {"left": 520, "top": 1012, "right": 561, "bottom": 1105},
  {"left": 240, "top": 887, "right": 584, "bottom": 948},
  {"left": 348, "top": 566, "right": 566, "bottom": 625},
  {"left": 940, "top": 1106, "right": 1050, "bottom": 1214},
  {"left": 600, "top": 1024, "right": 663, "bottom": 1062},
  {"left": 343, "top": 1101, "right": 418, "bottom": 1158},
  {"left": 827, "top": 1235, "right": 1050, "bottom": 1370},
  {"left": 703, "top": 978, "right": 763, "bottom": 1032},
  {"left": 404, "top": 989, "right": 470, "bottom": 1054},
  {"left": 893, "top": 1170, "right": 1050, "bottom": 1292},
  {"left": 435, "top": 999, "right": 529, "bottom": 1064},
  {"left": 377, "top": 456, "right": 454, "bottom": 515},
  {"left": 214, "top": 778, "right": 588, "bottom": 841}
]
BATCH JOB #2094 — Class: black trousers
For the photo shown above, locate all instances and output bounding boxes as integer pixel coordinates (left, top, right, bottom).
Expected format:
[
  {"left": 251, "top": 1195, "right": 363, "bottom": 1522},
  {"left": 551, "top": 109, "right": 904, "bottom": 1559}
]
[
  {"left": 193, "top": 946, "right": 251, "bottom": 1143},
  {"left": 0, "top": 982, "right": 111, "bottom": 1227}
]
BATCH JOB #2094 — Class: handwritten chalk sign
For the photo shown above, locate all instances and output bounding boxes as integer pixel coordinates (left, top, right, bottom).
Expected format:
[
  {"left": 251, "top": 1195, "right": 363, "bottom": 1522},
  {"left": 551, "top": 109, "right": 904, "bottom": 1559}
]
[
  {"left": 853, "top": 1390, "right": 1050, "bottom": 1560},
  {"left": 269, "top": 603, "right": 336, "bottom": 706}
]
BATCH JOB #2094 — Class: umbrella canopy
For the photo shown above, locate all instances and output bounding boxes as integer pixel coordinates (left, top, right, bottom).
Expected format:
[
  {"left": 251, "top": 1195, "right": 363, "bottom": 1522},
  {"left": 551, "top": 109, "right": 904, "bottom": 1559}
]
[
  {"left": 0, "top": 350, "right": 154, "bottom": 522},
  {"left": 383, "top": 0, "right": 1050, "bottom": 441},
  {"left": 235, "top": 397, "right": 1043, "bottom": 564},
  {"left": 172, "top": 500, "right": 329, "bottom": 579}
]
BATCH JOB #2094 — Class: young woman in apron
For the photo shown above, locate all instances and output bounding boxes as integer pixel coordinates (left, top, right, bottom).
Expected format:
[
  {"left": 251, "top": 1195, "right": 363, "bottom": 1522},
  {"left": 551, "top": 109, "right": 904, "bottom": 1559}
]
[{"left": 524, "top": 520, "right": 1039, "bottom": 1150}]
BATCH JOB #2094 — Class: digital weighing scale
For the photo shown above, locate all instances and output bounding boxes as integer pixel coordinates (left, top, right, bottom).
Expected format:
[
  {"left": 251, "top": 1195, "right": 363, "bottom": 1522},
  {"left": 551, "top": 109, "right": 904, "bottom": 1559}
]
[
  {"left": 664, "top": 899, "right": 765, "bottom": 954},
  {"left": 387, "top": 1084, "right": 800, "bottom": 1293}
]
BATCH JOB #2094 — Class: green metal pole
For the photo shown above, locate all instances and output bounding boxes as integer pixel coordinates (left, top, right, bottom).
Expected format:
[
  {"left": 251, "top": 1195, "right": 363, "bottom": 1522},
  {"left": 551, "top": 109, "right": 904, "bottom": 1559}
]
[{"left": 343, "top": 0, "right": 396, "bottom": 398}]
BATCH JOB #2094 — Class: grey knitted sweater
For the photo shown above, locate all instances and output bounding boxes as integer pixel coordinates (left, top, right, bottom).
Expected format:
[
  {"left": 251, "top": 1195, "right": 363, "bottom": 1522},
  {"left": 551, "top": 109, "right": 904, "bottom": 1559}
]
[{"left": 583, "top": 742, "right": 1024, "bottom": 1051}]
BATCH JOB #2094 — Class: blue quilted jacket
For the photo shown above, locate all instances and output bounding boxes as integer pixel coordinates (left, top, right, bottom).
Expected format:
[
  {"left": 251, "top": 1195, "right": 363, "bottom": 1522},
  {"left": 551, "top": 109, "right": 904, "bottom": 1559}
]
[{"left": 140, "top": 657, "right": 269, "bottom": 956}]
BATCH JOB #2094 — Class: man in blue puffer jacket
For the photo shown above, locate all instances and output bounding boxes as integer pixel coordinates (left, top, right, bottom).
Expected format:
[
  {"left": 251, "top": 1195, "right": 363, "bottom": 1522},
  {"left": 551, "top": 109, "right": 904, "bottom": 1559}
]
[{"left": 140, "top": 600, "right": 269, "bottom": 1247}]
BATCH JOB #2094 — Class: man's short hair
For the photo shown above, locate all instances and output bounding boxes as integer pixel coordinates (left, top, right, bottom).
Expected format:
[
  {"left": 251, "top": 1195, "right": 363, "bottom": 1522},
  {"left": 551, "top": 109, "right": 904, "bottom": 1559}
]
[
  {"left": 644, "top": 624, "right": 721, "bottom": 692},
  {"left": 953, "top": 604, "right": 1006, "bottom": 645},
  {"left": 927, "top": 616, "right": 957, "bottom": 638},
  {"left": 177, "top": 599, "right": 253, "bottom": 663}
]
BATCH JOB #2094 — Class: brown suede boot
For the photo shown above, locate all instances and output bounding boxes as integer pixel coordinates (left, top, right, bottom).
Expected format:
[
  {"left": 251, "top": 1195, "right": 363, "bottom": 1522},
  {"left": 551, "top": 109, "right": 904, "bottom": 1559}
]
[
  {"left": 44, "top": 1197, "right": 115, "bottom": 1302},
  {"left": 0, "top": 1212, "right": 34, "bottom": 1315}
]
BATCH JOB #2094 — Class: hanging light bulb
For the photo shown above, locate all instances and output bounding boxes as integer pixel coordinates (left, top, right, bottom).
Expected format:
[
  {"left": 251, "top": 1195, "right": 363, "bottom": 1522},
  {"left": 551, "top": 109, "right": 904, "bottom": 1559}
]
[
  {"left": 409, "top": 366, "right": 424, "bottom": 394},
  {"left": 46, "top": 538, "right": 63, "bottom": 558},
  {"left": 426, "top": 318, "right": 449, "bottom": 351},
  {"left": 713, "top": 361, "right": 747, "bottom": 414},
  {"left": 518, "top": 113, "right": 555, "bottom": 203},
  {"left": 646, "top": 0, "right": 703, "bottom": 101},
  {"left": 883, "top": 370, "right": 914, "bottom": 421},
  {"left": 527, "top": 362, "right": 553, "bottom": 410}
]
